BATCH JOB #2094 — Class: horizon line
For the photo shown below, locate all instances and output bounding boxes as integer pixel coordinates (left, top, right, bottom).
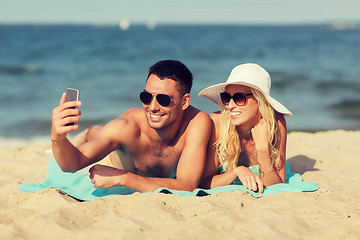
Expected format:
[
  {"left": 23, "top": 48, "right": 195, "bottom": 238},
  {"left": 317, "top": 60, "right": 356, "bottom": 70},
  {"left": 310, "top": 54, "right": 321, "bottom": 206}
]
[{"left": 1, "top": 20, "right": 359, "bottom": 27}]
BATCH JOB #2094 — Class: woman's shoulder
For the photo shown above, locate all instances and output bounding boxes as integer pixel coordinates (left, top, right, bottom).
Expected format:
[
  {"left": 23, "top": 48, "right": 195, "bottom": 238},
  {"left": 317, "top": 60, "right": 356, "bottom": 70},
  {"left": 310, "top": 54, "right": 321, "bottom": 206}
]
[
  {"left": 275, "top": 112, "right": 288, "bottom": 139},
  {"left": 275, "top": 112, "right": 287, "bottom": 129},
  {"left": 209, "top": 111, "right": 221, "bottom": 137},
  {"left": 210, "top": 111, "right": 221, "bottom": 123}
]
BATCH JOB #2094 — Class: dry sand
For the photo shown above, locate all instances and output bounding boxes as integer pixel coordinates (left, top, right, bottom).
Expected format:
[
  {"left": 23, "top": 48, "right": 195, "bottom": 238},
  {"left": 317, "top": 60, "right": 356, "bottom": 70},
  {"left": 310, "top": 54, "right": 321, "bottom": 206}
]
[{"left": 1, "top": 130, "right": 359, "bottom": 239}]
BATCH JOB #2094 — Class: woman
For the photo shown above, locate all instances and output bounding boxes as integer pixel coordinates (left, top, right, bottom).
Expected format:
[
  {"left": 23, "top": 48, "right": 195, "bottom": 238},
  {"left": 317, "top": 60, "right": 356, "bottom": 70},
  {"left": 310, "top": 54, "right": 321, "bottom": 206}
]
[{"left": 198, "top": 63, "right": 292, "bottom": 194}]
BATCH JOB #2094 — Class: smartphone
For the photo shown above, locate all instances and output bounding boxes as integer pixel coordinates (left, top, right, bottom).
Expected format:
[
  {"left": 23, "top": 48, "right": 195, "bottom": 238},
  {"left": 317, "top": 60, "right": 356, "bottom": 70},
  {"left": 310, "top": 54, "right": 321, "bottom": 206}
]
[{"left": 65, "top": 88, "right": 80, "bottom": 126}]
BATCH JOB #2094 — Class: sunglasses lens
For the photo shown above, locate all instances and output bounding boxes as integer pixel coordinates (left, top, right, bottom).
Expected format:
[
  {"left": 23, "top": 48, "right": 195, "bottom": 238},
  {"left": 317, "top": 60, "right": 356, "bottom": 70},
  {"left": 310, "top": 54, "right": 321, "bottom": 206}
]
[
  {"left": 220, "top": 92, "right": 249, "bottom": 106},
  {"left": 156, "top": 94, "right": 171, "bottom": 107},
  {"left": 220, "top": 92, "right": 231, "bottom": 105},
  {"left": 140, "top": 91, "right": 171, "bottom": 107},
  {"left": 233, "top": 93, "right": 246, "bottom": 106},
  {"left": 140, "top": 91, "right": 153, "bottom": 105}
]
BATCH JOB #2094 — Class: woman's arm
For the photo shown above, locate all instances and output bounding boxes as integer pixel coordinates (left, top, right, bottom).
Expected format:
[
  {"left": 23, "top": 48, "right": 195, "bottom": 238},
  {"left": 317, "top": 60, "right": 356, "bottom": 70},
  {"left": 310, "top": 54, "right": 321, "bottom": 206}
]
[
  {"left": 200, "top": 112, "right": 264, "bottom": 194},
  {"left": 251, "top": 115, "right": 287, "bottom": 186}
]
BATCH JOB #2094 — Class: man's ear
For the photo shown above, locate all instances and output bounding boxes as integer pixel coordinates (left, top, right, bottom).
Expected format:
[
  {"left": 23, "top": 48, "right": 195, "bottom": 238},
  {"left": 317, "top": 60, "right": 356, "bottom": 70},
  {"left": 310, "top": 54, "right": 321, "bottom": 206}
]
[{"left": 182, "top": 93, "right": 191, "bottom": 110}]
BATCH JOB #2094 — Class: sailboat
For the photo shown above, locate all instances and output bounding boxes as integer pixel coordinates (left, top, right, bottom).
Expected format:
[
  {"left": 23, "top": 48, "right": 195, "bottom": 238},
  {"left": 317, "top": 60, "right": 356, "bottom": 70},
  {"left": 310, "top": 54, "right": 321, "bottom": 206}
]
[
  {"left": 119, "top": 19, "right": 130, "bottom": 30},
  {"left": 146, "top": 21, "right": 157, "bottom": 30}
]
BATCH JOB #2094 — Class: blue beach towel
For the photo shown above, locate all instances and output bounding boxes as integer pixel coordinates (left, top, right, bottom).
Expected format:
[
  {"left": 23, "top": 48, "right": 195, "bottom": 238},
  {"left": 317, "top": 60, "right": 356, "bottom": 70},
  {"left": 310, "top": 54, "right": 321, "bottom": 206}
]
[{"left": 19, "top": 155, "right": 318, "bottom": 201}]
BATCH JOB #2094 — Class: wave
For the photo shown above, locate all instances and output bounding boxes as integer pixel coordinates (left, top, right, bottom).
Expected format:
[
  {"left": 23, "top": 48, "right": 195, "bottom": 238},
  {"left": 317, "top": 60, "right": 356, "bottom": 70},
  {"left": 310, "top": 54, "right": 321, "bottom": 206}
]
[
  {"left": 0, "top": 65, "right": 43, "bottom": 75},
  {"left": 330, "top": 99, "right": 360, "bottom": 110},
  {"left": 316, "top": 80, "right": 360, "bottom": 92},
  {"left": 330, "top": 99, "right": 360, "bottom": 119},
  {"left": 270, "top": 71, "right": 310, "bottom": 89}
]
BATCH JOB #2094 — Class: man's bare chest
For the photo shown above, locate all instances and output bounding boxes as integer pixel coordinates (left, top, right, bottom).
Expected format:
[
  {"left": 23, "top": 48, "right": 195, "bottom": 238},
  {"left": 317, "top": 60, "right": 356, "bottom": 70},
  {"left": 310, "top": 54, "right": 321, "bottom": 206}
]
[{"left": 129, "top": 141, "right": 184, "bottom": 178}]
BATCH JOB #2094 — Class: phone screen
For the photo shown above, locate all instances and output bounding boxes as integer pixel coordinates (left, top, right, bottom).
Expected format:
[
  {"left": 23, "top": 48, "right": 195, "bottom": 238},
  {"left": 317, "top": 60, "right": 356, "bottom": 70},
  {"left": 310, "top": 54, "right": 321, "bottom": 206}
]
[
  {"left": 65, "top": 88, "right": 79, "bottom": 103},
  {"left": 65, "top": 88, "right": 79, "bottom": 126}
]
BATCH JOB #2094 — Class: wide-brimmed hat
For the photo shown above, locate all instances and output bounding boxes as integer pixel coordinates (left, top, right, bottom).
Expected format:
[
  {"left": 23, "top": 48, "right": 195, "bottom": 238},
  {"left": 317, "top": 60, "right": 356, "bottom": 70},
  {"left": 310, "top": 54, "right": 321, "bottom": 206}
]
[{"left": 198, "top": 63, "right": 293, "bottom": 116}]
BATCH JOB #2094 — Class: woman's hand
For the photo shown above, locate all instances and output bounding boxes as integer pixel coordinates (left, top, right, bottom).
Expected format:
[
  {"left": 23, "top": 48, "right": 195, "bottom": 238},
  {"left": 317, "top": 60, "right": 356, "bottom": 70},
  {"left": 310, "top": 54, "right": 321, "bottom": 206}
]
[
  {"left": 251, "top": 118, "right": 269, "bottom": 152},
  {"left": 234, "top": 166, "right": 264, "bottom": 194},
  {"left": 251, "top": 118, "right": 276, "bottom": 175}
]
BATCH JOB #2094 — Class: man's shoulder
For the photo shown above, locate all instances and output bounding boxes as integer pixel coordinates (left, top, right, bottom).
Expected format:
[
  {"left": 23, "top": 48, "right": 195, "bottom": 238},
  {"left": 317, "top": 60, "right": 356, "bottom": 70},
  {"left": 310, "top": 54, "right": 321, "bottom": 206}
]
[
  {"left": 112, "top": 108, "right": 144, "bottom": 123},
  {"left": 182, "top": 106, "right": 212, "bottom": 143},
  {"left": 184, "top": 106, "right": 212, "bottom": 133},
  {"left": 104, "top": 108, "right": 143, "bottom": 138},
  {"left": 185, "top": 105, "right": 211, "bottom": 122},
  {"left": 118, "top": 107, "right": 144, "bottom": 118}
]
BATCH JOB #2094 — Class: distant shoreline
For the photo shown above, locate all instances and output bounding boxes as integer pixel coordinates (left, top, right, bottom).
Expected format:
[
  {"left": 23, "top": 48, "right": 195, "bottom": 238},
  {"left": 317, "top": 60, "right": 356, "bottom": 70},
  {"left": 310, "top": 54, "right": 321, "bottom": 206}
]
[
  {"left": 1, "top": 22, "right": 360, "bottom": 29},
  {"left": 0, "top": 129, "right": 359, "bottom": 146}
]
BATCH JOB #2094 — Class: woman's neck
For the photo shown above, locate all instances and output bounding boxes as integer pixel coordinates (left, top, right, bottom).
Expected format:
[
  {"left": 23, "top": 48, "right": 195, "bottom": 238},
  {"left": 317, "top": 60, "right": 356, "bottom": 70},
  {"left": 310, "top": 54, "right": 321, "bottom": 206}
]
[
  {"left": 236, "top": 113, "right": 262, "bottom": 140},
  {"left": 237, "top": 127, "right": 252, "bottom": 141}
]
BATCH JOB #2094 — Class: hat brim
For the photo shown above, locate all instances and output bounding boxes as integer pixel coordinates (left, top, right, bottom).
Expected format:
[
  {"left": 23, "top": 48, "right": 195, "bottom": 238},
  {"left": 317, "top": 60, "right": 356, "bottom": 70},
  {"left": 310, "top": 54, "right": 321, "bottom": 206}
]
[{"left": 198, "top": 82, "right": 293, "bottom": 117}]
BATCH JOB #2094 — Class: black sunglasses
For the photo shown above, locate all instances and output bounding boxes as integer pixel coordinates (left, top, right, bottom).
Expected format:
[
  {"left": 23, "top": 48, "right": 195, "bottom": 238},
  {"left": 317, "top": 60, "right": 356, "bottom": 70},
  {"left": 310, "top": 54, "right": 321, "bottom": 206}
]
[
  {"left": 220, "top": 92, "right": 253, "bottom": 106},
  {"left": 140, "top": 91, "right": 173, "bottom": 107}
]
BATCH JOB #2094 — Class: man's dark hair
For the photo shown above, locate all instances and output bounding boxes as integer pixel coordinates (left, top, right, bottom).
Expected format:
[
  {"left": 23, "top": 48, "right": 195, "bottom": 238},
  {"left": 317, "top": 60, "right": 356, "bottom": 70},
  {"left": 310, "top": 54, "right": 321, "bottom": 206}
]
[{"left": 147, "top": 60, "right": 193, "bottom": 94}]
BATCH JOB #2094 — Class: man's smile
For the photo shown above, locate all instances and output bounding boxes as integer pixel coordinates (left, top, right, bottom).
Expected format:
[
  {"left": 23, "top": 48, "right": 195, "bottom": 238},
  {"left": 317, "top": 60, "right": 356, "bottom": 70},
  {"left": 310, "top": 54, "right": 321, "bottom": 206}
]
[{"left": 149, "top": 112, "right": 165, "bottom": 122}]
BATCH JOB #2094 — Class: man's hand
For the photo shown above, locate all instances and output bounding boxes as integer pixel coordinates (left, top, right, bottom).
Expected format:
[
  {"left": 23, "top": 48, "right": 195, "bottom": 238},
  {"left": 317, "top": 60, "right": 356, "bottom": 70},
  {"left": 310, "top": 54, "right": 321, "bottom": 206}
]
[
  {"left": 89, "top": 164, "right": 127, "bottom": 188},
  {"left": 51, "top": 92, "right": 82, "bottom": 142}
]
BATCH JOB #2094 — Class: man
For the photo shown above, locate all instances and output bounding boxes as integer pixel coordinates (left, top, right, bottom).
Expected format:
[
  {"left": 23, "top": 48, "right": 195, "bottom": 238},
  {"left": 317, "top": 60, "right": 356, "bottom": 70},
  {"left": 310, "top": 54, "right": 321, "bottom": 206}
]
[{"left": 51, "top": 60, "right": 212, "bottom": 192}]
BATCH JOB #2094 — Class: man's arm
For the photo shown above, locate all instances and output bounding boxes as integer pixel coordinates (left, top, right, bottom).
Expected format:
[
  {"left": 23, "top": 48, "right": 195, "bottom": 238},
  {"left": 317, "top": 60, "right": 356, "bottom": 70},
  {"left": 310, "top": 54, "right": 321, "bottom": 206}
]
[
  {"left": 198, "top": 113, "right": 222, "bottom": 189},
  {"left": 51, "top": 93, "right": 130, "bottom": 172},
  {"left": 51, "top": 92, "right": 88, "bottom": 172},
  {"left": 148, "top": 111, "right": 212, "bottom": 191},
  {"left": 89, "top": 111, "right": 213, "bottom": 192},
  {"left": 199, "top": 112, "right": 241, "bottom": 189}
]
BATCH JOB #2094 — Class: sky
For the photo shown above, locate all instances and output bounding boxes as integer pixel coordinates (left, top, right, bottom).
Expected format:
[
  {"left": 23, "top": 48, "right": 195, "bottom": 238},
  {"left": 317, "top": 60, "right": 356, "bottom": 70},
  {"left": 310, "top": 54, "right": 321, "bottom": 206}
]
[{"left": 0, "top": 0, "right": 359, "bottom": 25}]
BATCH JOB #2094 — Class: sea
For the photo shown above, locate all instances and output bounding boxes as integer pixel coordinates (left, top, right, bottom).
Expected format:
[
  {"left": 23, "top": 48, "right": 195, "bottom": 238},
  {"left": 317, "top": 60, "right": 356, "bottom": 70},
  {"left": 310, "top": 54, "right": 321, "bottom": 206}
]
[{"left": 1, "top": 24, "right": 360, "bottom": 141}]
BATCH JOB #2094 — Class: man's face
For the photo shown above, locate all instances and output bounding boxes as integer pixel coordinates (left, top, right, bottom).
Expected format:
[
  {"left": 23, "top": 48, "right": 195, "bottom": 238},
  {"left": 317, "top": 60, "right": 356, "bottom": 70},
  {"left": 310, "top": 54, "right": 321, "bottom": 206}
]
[{"left": 142, "top": 74, "right": 184, "bottom": 130}]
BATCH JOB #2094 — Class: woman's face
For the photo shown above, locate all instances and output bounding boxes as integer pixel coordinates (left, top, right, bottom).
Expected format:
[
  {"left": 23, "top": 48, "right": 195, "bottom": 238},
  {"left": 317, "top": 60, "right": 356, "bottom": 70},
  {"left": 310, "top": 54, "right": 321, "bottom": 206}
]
[{"left": 223, "top": 84, "right": 260, "bottom": 128}]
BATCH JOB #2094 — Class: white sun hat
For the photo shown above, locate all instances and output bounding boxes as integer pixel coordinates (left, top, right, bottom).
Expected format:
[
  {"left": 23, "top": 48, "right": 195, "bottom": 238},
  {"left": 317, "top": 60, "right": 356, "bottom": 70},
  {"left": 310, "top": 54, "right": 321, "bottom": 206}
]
[{"left": 198, "top": 63, "right": 293, "bottom": 116}]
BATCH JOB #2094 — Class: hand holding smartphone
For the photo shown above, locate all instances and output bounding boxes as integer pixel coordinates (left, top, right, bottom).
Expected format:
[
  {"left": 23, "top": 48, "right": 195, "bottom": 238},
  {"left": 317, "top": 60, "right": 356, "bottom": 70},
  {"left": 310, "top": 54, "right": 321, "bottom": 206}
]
[{"left": 65, "top": 88, "right": 80, "bottom": 126}]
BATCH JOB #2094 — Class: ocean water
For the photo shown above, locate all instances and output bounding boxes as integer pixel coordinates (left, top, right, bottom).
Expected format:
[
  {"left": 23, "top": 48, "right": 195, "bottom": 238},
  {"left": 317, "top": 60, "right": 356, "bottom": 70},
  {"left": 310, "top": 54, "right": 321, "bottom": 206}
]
[{"left": 0, "top": 24, "right": 360, "bottom": 140}]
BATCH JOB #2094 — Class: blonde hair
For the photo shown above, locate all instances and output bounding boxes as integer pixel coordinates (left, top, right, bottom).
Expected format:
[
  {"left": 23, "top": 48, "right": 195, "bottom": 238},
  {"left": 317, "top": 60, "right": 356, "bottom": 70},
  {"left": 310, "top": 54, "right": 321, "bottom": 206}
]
[{"left": 215, "top": 88, "right": 281, "bottom": 172}]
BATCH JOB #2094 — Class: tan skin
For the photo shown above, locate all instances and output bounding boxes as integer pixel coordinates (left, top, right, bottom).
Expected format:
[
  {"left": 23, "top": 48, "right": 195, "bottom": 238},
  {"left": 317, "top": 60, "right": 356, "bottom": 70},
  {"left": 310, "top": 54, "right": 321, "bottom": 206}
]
[
  {"left": 51, "top": 74, "right": 212, "bottom": 192},
  {"left": 200, "top": 84, "right": 287, "bottom": 194}
]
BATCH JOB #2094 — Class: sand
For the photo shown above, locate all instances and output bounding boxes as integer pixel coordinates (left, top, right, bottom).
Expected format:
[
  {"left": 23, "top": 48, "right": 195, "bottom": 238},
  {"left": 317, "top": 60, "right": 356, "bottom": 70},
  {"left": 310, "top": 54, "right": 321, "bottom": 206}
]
[{"left": 1, "top": 130, "right": 359, "bottom": 239}]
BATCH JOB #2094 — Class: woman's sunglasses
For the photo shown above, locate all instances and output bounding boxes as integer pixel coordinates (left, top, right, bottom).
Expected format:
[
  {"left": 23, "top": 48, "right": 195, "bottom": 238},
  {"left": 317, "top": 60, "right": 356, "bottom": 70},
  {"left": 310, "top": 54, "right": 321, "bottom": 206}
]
[
  {"left": 140, "top": 91, "right": 173, "bottom": 107},
  {"left": 220, "top": 92, "right": 253, "bottom": 106}
]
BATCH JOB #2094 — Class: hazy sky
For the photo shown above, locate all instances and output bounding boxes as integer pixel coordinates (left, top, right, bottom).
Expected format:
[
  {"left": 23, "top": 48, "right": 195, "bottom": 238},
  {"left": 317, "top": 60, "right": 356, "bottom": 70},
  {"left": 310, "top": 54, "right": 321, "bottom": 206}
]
[{"left": 0, "top": 0, "right": 359, "bottom": 25}]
